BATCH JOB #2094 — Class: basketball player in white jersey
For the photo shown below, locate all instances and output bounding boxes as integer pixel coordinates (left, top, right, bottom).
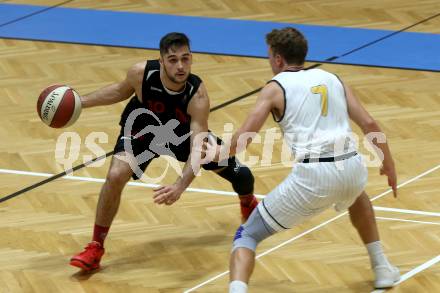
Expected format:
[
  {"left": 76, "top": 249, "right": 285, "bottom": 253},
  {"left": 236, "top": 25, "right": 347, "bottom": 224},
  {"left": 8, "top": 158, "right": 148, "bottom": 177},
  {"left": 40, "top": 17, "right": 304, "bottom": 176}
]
[{"left": 208, "top": 27, "right": 400, "bottom": 292}]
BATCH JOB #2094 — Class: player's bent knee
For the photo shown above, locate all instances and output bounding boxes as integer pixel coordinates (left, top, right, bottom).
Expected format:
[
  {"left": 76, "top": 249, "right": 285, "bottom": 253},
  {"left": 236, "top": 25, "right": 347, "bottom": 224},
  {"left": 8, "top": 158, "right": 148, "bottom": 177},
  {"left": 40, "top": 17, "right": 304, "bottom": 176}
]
[
  {"left": 106, "top": 165, "right": 132, "bottom": 186},
  {"left": 232, "top": 208, "right": 276, "bottom": 252},
  {"left": 232, "top": 225, "right": 258, "bottom": 252},
  {"left": 218, "top": 161, "right": 254, "bottom": 195},
  {"left": 234, "top": 165, "right": 254, "bottom": 195}
]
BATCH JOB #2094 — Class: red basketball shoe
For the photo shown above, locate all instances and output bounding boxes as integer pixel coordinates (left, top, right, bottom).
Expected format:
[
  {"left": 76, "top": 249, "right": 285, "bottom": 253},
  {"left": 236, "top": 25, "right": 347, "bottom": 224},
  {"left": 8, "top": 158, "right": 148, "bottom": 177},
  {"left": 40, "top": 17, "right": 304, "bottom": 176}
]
[{"left": 70, "top": 241, "right": 104, "bottom": 271}]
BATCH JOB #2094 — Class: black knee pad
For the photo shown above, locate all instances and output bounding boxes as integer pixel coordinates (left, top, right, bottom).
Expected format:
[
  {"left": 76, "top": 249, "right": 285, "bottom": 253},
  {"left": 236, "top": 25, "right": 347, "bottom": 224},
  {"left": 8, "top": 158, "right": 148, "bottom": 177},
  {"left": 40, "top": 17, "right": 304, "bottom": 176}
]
[{"left": 217, "top": 159, "right": 254, "bottom": 195}]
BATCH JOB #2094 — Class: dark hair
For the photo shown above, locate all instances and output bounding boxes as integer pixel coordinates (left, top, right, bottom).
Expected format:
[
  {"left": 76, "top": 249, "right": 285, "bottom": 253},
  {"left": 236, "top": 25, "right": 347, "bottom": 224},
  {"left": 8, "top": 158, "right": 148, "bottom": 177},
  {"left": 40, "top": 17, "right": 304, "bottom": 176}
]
[
  {"left": 266, "top": 27, "right": 308, "bottom": 65},
  {"left": 159, "top": 32, "right": 191, "bottom": 55}
]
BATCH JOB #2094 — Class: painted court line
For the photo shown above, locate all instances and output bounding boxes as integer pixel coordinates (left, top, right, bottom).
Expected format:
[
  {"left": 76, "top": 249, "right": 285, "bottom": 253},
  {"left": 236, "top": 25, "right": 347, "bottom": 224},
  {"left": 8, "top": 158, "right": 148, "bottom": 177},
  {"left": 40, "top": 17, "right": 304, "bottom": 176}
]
[
  {"left": 184, "top": 213, "right": 350, "bottom": 292},
  {"left": 371, "top": 163, "right": 440, "bottom": 202},
  {"left": 376, "top": 216, "right": 440, "bottom": 226},
  {"left": 0, "top": 168, "right": 265, "bottom": 198},
  {"left": 1, "top": 165, "right": 439, "bottom": 291},
  {"left": 183, "top": 163, "right": 440, "bottom": 292},
  {"left": 371, "top": 255, "right": 440, "bottom": 293},
  {"left": 374, "top": 206, "right": 440, "bottom": 217}
]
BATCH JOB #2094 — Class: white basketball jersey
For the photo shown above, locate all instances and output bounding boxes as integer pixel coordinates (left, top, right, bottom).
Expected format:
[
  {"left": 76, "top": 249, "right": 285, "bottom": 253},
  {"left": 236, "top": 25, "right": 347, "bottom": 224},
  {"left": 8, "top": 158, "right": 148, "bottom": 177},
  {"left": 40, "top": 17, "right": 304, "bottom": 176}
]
[{"left": 272, "top": 68, "right": 357, "bottom": 157}]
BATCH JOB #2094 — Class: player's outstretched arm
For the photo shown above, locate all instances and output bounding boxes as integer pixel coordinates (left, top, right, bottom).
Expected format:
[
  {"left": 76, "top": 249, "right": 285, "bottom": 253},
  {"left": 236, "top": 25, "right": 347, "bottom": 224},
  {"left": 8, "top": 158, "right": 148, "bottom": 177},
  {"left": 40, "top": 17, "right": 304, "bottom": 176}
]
[
  {"left": 80, "top": 62, "right": 143, "bottom": 108},
  {"left": 226, "top": 82, "right": 281, "bottom": 157},
  {"left": 179, "top": 83, "right": 210, "bottom": 188},
  {"left": 343, "top": 82, "right": 397, "bottom": 197},
  {"left": 153, "top": 83, "right": 210, "bottom": 205}
]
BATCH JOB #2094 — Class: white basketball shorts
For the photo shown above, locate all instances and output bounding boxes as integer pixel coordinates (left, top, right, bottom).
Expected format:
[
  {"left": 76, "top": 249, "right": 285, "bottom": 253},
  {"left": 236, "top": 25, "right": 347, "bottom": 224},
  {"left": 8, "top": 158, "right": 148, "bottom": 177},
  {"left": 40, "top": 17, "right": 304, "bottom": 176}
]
[{"left": 258, "top": 154, "right": 368, "bottom": 231}]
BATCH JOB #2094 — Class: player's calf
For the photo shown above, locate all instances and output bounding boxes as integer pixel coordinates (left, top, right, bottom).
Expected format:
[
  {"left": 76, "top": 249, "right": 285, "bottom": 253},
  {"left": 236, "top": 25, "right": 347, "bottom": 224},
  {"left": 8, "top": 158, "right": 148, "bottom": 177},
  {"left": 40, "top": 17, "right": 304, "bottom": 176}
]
[
  {"left": 230, "top": 209, "right": 276, "bottom": 292},
  {"left": 239, "top": 195, "right": 259, "bottom": 222},
  {"left": 217, "top": 160, "right": 257, "bottom": 221}
]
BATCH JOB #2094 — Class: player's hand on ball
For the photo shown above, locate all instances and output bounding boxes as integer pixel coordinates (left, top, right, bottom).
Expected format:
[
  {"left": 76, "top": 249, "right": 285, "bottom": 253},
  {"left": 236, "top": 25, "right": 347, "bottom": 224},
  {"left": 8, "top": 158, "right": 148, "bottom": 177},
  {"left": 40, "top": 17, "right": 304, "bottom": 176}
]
[{"left": 37, "top": 85, "right": 82, "bottom": 128}]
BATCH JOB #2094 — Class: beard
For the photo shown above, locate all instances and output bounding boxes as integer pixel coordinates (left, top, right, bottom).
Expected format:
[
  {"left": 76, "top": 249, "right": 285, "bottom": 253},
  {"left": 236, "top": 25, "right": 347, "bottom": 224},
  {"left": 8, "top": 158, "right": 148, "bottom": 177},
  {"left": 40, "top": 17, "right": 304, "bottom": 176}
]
[{"left": 163, "top": 66, "right": 189, "bottom": 85}]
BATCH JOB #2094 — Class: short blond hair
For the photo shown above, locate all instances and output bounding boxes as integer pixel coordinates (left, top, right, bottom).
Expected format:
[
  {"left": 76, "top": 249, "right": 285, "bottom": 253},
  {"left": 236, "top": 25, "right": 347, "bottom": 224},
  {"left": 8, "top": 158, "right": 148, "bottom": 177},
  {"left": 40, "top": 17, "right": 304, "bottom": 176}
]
[{"left": 266, "top": 27, "right": 308, "bottom": 65}]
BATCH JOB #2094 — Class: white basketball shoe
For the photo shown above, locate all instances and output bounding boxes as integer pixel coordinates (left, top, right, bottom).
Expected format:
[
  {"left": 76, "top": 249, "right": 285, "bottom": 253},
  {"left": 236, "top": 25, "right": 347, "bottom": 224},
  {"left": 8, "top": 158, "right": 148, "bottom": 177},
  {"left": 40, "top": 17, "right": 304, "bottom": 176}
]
[{"left": 373, "top": 265, "right": 400, "bottom": 288}]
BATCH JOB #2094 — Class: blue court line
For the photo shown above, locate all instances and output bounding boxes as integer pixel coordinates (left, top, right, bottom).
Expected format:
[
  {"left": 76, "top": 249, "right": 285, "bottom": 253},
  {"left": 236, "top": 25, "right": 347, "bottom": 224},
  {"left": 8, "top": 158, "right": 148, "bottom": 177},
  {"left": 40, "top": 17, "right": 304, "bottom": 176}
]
[{"left": 0, "top": 3, "right": 439, "bottom": 71}]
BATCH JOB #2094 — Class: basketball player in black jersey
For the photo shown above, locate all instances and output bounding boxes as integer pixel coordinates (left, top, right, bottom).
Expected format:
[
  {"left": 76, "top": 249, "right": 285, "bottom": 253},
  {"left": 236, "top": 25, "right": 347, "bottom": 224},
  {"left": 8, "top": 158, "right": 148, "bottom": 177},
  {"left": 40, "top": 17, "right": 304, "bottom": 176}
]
[{"left": 70, "top": 33, "right": 258, "bottom": 271}]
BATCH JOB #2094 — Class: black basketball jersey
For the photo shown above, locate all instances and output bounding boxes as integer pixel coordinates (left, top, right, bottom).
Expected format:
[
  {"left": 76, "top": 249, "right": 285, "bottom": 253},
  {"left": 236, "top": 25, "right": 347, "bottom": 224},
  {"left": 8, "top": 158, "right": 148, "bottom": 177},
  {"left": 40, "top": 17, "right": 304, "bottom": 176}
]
[{"left": 120, "top": 60, "right": 202, "bottom": 137}]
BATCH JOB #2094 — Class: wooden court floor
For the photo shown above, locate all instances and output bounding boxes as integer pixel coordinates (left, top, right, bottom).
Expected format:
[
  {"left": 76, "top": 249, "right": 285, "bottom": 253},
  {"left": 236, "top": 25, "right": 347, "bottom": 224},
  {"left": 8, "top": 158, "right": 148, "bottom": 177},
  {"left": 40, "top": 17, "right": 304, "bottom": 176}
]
[{"left": 0, "top": 1, "right": 439, "bottom": 292}]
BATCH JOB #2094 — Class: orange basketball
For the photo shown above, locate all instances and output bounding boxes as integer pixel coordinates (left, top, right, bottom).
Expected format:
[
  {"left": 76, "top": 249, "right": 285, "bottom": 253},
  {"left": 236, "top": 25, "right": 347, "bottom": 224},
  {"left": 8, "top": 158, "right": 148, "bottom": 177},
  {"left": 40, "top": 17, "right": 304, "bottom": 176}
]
[{"left": 37, "top": 85, "right": 82, "bottom": 128}]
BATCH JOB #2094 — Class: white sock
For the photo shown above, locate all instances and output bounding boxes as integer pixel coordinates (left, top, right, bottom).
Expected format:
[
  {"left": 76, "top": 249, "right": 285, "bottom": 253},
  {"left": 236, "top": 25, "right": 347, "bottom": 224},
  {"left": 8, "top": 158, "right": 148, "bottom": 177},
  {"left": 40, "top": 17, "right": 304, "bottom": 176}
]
[
  {"left": 229, "top": 280, "right": 248, "bottom": 293},
  {"left": 366, "top": 241, "right": 392, "bottom": 268}
]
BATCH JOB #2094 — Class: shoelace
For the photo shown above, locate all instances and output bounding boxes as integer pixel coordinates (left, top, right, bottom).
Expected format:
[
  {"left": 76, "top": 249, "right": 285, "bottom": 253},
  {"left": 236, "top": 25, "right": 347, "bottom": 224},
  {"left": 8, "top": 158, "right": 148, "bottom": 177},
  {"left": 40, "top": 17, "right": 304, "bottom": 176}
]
[{"left": 79, "top": 244, "right": 101, "bottom": 257}]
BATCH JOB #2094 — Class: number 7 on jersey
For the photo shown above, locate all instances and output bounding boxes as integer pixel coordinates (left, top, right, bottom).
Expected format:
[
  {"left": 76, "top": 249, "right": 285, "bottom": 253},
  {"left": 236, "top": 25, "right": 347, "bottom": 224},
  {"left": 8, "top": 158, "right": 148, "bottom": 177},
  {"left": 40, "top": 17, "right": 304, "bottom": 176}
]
[{"left": 311, "top": 85, "right": 328, "bottom": 117}]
